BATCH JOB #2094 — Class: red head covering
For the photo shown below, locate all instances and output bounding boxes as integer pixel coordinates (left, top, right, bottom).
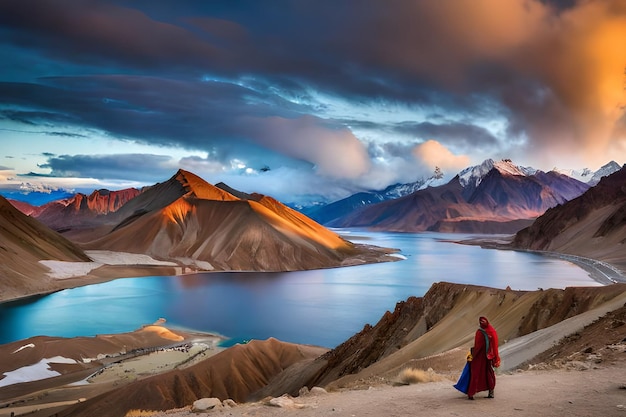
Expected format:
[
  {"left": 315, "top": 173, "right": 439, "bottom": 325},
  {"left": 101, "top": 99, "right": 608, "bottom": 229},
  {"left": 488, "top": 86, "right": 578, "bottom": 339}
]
[{"left": 478, "top": 316, "right": 500, "bottom": 367}]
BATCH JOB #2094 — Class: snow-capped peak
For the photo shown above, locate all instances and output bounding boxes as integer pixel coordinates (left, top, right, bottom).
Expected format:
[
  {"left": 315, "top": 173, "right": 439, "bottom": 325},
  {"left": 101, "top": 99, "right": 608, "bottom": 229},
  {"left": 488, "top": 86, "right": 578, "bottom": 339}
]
[
  {"left": 552, "top": 167, "right": 593, "bottom": 182},
  {"left": 458, "top": 159, "right": 495, "bottom": 188},
  {"left": 458, "top": 159, "right": 535, "bottom": 188},
  {"left": 553, "top": 161, "right": 621, "bottom": 186},
  {"left": 381, "top": 172, "right": 447, "bottom": 199},
  {"left": 588, "top": 161, "right": 622, "bottom": 186},
  {"left": 493, "top": 159, "right": 532, "bottom": 176}
]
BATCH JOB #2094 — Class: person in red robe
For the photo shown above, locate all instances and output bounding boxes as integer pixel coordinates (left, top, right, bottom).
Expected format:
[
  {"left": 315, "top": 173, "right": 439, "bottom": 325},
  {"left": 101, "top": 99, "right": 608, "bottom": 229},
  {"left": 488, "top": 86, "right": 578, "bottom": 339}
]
[{"left": 467, "top": 316, "right": 500, "bottom": 400}]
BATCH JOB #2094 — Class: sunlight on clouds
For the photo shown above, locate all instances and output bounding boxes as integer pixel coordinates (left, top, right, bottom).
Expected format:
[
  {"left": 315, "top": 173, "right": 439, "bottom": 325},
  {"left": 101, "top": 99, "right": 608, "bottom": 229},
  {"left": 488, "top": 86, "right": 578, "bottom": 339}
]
[
  {"left": 412, "top": 140, "right": 470, "bottom": 172},
  {"left": 508, "top": 0, "right": 626, "bottom": 170},
  {"left": 0, "top": 168, "right": 13, "bottom": 182},
  {"left": 249, "top": 116, "right": 371, "bottom": 179}
]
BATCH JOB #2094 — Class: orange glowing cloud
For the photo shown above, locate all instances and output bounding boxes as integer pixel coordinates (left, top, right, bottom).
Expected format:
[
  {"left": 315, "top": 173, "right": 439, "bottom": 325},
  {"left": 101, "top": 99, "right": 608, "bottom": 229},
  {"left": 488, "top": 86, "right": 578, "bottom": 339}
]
[
  {"left": 516, "top": 0, "right": 626, "bottom": 167},
  {"left": 412, "top": 140, "right": 470, "bottom": 172}
]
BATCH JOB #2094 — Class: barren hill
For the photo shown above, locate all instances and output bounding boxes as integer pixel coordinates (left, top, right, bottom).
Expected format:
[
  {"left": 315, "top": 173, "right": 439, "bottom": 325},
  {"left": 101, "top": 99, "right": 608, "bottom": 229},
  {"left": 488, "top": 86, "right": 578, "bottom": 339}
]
[
  {"left": 512, "top": 165, "right": 626, "bottom": 271},
  {"left": 0, "top": 195, "right": 90, "bottom": 300},
  {"left": 83, "top": 170, "right": 393, "bottom": 271}
]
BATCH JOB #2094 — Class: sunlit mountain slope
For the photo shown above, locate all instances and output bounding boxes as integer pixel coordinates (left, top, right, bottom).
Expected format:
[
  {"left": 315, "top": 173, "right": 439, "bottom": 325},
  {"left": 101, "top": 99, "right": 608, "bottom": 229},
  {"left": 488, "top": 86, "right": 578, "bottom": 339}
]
[{"left": 84, "top": 170, "right": 389, "bottom": 271}]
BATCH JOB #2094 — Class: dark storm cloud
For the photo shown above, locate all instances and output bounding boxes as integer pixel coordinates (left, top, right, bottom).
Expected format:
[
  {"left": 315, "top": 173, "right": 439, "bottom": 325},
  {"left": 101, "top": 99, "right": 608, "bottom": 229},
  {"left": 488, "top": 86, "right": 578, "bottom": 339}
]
[
  {"left": 39, "top": 153, "right": 175, "bottom": 182},
  {"left": 0, "top": 0, "right": 624, "bottom": 193},
  {"left": 0, "top": 75, "right": 294, "bottom": 147},
  {"left": 0, "top": 0, "right": 222, "bottom": 71},
  {"left": 396, "top": 122, "right": 500, "bottom": 152}
]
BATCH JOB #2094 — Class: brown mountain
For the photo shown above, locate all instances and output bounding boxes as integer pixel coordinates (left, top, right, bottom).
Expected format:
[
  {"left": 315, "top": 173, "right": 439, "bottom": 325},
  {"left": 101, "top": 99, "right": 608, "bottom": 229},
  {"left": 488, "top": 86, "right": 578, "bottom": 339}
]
[
  {"left": 0, "top": 195, "right": 91, "bottom": 300},
  {"left": 512, "top": 164, "right": 626, "bottom": 271},
  {"left": 83, "top": 170, "right": 392, "bottom": 271},
  {"left": 329, "top": 165, "right": 589, "bottom": 233}
]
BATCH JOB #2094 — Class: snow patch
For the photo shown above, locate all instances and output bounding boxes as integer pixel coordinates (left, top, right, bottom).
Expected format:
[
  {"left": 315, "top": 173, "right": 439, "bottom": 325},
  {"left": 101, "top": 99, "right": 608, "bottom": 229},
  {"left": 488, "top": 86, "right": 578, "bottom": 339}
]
[
  {"left": 39, "top": 250, "right": 180, "bottom": 279},
  {"left": 12, "top": 343, "right": 35, "bottom": 354},
  {"left": 85, "top": 250, "right": 178, "bottom": 266},
  {"left": 39, "top": 260, "right": 102, "bottom": 279},
  {"left": 0, "top": 356, "right": 77, "bottom": 388}
]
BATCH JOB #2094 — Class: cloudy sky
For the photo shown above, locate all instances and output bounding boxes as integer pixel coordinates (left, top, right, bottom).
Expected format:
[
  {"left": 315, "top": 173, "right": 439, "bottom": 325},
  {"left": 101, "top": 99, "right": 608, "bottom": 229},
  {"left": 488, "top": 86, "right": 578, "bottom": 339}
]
[{"left": 1, "top": 0, "right": 625, "bottom": 205}]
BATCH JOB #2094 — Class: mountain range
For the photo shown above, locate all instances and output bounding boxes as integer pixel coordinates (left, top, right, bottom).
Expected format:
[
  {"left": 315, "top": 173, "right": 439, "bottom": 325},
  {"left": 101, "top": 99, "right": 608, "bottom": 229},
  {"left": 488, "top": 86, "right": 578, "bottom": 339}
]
[
  {"left": 0, "top": 170, "right": 398, "bottom": 301},
  {"left": 2, "top": 163, "right": 626, "bottom": 415},
  {"left": 302, "top": 167, "right": 448, "bottom": 224},
  {"left": 325, "top": 159, "right": 596, "bottom": 233},
  {"left": 2, "top": 160, "right": 624, "bottom": 300},
  {"left": 304, "top": 160, "right": 621, "bottom": 233},
  {"left": 12, "top": 187, "right": 142, "bottom": 236}
]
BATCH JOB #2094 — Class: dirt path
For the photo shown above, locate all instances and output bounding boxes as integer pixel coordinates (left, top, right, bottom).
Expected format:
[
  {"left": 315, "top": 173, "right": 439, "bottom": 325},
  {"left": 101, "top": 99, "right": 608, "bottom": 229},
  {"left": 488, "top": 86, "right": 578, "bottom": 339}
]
[{"left": 152, "top": 362, "right": 626, "bottom": 417}]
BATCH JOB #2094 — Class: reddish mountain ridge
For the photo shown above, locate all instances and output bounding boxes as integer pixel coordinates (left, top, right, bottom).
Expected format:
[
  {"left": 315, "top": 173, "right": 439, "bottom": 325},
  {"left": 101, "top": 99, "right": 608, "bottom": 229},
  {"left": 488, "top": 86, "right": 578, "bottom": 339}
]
[
  {"left": 0, "top": 195, "right": 90, "bottom": 300},
  {"left": 512, "top": 164, "right": 626, "bottom": 271},
  {"left": 83, "top": 170, "right": 390, "bottom": 271},
  {"left": 29, "top": 187, "right": 142, "bottom": 231},
  {"left": 329, "top": 161, "right": 589, "bottom": 233}
]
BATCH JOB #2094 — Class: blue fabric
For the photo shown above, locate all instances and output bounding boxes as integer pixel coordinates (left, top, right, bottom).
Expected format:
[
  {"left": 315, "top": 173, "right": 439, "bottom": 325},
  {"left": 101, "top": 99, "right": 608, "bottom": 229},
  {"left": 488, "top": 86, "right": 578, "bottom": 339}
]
[{"left": 453, "top": 361, "right": 471, "bottom": 394}]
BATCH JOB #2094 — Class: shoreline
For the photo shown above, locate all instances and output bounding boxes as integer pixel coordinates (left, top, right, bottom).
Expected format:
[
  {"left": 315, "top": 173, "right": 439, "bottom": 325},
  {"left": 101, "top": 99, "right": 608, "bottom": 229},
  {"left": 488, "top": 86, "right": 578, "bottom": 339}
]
[
  {"left": 455, "top": 235, "right": 626, "bottom": 286},
  {"left": 3, "top": 235, "right": 624, "bottom": 306}
]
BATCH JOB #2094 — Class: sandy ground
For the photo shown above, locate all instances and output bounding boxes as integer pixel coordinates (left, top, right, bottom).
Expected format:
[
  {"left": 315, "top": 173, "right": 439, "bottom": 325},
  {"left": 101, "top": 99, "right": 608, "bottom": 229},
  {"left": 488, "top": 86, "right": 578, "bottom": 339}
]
[
  {"left": 83, "top": 342, "right": 218, "bottom": 386},
  {"left": 145, "top": 363, "right": 626, "bottom": 417}
]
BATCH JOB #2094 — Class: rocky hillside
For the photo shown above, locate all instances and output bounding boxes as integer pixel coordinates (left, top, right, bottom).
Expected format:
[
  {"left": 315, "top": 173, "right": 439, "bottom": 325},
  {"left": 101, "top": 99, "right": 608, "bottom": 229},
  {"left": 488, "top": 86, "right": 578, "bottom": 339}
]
[
  {"left": 295, "top": 281, "right": 626, "bottom": 391},
  {"left": 512, "top": 165, "right": 626, "bottom": 271}
]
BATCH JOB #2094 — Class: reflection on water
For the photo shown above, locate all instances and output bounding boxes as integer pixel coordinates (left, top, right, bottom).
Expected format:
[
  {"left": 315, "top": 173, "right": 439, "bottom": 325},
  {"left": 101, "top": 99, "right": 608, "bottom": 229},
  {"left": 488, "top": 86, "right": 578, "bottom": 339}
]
[{"left": 0, "top": 231, "right": 600, "bottom": 348}]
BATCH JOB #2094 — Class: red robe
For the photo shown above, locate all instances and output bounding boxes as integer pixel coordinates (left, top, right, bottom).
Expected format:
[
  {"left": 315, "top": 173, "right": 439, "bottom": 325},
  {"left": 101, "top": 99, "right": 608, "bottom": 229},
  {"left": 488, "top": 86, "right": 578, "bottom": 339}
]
[{"left": 467, "top": 317, "right": 500, "bottom": 397}]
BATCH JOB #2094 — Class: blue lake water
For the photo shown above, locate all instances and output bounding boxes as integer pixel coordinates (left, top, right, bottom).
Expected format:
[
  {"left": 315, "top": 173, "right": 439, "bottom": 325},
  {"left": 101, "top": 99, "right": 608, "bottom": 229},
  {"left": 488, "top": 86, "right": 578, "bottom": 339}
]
[{"left": 0, "top": 231, "right": 601, "bottom": 348}]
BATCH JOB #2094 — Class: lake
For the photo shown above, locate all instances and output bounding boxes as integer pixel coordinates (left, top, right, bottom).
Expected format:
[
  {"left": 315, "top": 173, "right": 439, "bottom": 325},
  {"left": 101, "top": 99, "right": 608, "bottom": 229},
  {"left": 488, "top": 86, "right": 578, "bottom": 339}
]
[{"left": 0, "top": 231, "right": 601, "bottom": 348}]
